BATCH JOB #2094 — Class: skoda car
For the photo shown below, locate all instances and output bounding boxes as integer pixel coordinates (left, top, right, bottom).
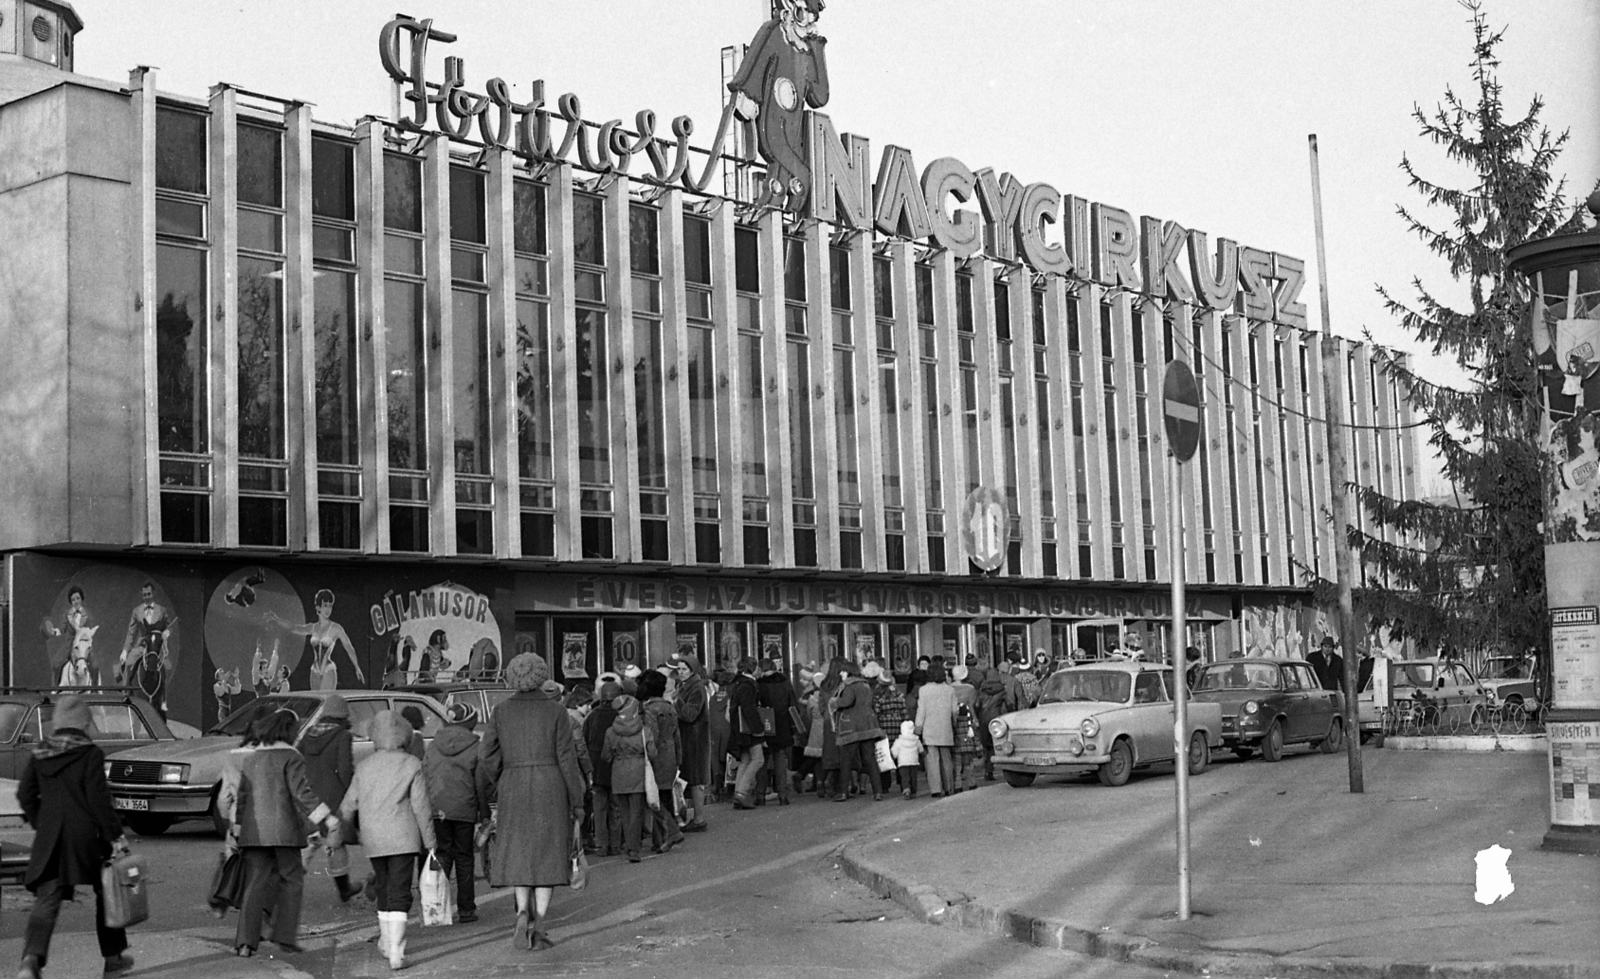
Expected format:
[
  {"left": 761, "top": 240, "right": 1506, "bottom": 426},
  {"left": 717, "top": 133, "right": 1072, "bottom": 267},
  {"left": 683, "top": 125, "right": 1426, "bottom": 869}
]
[
  {"left": 1189, "top": 658, "right": 1344, "bottom": 760},
  {"left": 988, "top": 662, "right": 1222, "bottom": 788},
  {"left": 102, "top": 689, "right": 448, "bottom": 835}
]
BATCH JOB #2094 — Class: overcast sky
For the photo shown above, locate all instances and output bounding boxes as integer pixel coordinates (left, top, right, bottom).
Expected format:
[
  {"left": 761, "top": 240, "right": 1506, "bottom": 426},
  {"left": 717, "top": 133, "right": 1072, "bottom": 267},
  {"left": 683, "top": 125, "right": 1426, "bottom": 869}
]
[{"left": 74, "top": 1, "right": 1599, "bottom": 494}]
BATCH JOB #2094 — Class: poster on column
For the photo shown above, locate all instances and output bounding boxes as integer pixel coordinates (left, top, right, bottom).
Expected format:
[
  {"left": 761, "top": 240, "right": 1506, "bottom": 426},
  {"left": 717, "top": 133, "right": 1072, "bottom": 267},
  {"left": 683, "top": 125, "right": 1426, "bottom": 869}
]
[
  {"left": 1551, "top": 607, "right": 1600, "bottom": 710},
  {"left": 1548, "top": 721, "right": 1600, "bottom": 826}
]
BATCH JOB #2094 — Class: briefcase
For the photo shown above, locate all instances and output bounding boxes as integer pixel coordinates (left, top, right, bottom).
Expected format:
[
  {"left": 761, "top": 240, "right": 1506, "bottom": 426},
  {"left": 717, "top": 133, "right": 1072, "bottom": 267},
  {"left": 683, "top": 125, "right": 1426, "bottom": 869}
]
[{"left": 102, "top": 852, "right": 149, "bottom": 929}]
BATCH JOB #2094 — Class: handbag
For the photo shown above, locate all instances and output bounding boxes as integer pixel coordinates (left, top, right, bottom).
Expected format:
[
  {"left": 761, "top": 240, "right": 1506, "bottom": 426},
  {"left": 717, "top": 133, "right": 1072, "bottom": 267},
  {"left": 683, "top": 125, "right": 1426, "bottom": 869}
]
[
  {"left": 642, "top": 726, "right": 661, "bottom": 812},
  {"left": 207, "top": 849, "right": 246, "bottom": 915},
  {"left": 419, "top": 850, "right": 455, "bottom": 926},
  {"left": 756, "top": 706, "right": 777, "bottom": 738},
  {"left": 569, "top": 820, "right": 589, "bottom": 891},
  {"left": 102, "top": 851, "right": 149, "bottom": 929}
]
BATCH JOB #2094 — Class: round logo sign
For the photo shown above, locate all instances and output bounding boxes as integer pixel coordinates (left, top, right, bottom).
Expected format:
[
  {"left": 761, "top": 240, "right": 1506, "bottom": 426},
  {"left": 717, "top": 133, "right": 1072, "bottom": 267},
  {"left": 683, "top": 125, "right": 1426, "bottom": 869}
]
[{"left": 962, "top": 486, "right": 1010, "bottom": 573}]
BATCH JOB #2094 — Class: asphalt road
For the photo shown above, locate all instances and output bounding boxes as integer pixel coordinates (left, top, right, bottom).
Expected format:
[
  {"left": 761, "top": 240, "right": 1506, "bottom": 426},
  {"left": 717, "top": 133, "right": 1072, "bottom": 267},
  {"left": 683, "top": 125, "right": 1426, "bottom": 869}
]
[{"left": 0, "top": 787, "right": 1196, "bottom": 979}]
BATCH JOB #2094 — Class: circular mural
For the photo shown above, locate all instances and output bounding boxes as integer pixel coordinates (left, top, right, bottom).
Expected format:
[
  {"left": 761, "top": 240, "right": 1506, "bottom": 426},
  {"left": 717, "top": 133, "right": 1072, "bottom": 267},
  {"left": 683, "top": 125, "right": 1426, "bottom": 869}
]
[{"left": 203, "top": 566, "right": 311, "bottom": 694}]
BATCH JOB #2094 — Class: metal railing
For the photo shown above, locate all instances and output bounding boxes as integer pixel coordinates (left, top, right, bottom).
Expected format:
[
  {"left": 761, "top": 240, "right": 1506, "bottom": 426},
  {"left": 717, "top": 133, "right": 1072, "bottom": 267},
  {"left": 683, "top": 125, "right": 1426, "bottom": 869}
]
[{"left": 1380, "top": 699, "right": 1544, "bottom": 738}]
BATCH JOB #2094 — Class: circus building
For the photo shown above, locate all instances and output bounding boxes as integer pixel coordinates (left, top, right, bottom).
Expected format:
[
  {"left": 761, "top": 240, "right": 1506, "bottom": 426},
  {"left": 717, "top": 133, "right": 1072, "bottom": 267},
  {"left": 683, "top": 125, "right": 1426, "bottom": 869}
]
[{"left": 0, "top": 1, "right": 1421, "bottom": 732}]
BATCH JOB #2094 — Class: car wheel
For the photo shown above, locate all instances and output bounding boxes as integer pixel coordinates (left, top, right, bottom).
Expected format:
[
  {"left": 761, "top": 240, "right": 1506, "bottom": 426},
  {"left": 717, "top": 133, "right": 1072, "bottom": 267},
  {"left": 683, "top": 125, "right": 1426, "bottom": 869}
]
[
  {"left": 1098, "top": 739, "right": 1133, "bottom": 787},
  {"left": 1261, "top": 721, "right": 1285, "bottom": 762},
  {"left": 1232, "top": 745, "right": 1254, "bottom": 761},
  {"left": 1318, "top": 717, "right": 1343, "bottom": 753},
  {"left": 1003, "top": 770, "right": 1037, "bottom": 788},
  {"left": 1187, "top": 732, "right": 1209, "bottom": 775},
  {"left": 125, "top": 814, "right": 173, "bottom": 837}
]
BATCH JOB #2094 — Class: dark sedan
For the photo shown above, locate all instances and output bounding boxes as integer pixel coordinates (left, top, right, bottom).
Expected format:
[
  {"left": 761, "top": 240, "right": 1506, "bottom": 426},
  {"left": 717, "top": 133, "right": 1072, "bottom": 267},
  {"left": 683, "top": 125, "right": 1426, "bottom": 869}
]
[{"left": 1190, "top": 658, "right": 1344, "bottom": 761}]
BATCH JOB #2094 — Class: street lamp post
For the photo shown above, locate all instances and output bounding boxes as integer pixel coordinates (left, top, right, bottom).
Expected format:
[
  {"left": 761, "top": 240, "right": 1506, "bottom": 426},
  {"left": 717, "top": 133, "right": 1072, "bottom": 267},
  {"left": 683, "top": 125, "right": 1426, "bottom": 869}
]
[{"left": 1505, "top": 193, "right": 1600, "bottom": 856}]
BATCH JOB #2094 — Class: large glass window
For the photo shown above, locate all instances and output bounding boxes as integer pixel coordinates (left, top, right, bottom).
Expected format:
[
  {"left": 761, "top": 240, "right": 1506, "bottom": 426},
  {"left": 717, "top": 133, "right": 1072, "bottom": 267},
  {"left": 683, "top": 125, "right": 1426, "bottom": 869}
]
[
  {"left": 995, "top": 277, "right": 1019, "bottom": 575},
  {"left": 1102, "top": 301, "right": 1125, "bottom": 579},
  {"left": 1033, "top": 287, "right": 1056, "bottom": 577},
  {"left": 236, "top": 123, "right": 288, "bottom": 547},
  {"left": 450, "top": 166, "right": 492, "bottom": 555},
  {"left": 1068, "top": 300, "right": 1091, "bottom": 577},
  {"left": 154, "top": 106, "right": 211, "bottom": 544},
  {"left": 1133, "top": 312, "right": 1155, "bottom": 580},
  {"left": 876, "top": 255, "right": 904, "bottom": 571},
  {"left": 733, "top": 224, "right": 768, "bottom": 565},
  {"left": 513, "top": 180, "right": 555, "bottom": 557},
  {"left": 635, "top": 205, "right": 669, "bottom": 562},
  {"left": 957, "top": 271, "right": 980, "bottom": 496},
  {"left": 312, "top": 136, "right": 360, "bottom": 550},
  {"left": 916, "top": 263, "right": 944, "bottom": 572},
  {"left": 573, "top": 192, "right": 612, "bottom": 559},
  {"left": 384, "top": 152, "right": 429, "bottom": 552},
  {"left": 785, "top": 235, "right": 815, "bottom": 566},
  {"left": 831, "top": 246, "right": 861, "bottom": 569}
]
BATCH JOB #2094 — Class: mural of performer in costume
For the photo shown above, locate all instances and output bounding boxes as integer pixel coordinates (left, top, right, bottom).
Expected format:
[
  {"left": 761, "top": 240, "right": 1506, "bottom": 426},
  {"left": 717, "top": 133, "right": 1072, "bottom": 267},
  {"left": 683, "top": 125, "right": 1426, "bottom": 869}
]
[
  {"left": 119, "top": 582, "right": 177, "bottom": 714},
  {"left": 727, "top": 0, "right": 829, "bottom": 212},
  {"left": 268, "top": 589, "right": 366, "bottom": 691},
  {"left": 43, "top": 586, "right": 100, "bottom": 687},
  {"left": 212, "top": 668, "right": 244, "bottom": 725}
]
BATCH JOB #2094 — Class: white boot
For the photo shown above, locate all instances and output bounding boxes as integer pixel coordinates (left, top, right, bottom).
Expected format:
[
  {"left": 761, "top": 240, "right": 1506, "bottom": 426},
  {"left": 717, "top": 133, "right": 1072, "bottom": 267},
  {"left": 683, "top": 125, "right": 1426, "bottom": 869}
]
[
  {"left": 383, "top": 911, "right": 408, "bottom": 970},
  {"left": 375, "top": 912, "right": 391, "bottom": 958}
]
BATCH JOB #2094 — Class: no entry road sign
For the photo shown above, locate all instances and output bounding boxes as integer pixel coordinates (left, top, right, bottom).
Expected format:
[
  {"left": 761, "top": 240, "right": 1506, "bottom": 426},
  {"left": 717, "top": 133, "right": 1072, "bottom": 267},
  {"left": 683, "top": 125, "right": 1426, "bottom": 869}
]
[{"left": 1163, "top": 361, "right": 1202, "bottom": 463}]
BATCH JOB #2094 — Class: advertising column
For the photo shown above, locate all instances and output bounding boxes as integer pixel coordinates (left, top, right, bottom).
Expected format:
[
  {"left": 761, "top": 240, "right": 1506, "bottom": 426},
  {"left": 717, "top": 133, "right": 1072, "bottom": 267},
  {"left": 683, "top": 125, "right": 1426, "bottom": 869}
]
[{"left": 1507, "top": 202, "right": 1600, "bottom": 854}]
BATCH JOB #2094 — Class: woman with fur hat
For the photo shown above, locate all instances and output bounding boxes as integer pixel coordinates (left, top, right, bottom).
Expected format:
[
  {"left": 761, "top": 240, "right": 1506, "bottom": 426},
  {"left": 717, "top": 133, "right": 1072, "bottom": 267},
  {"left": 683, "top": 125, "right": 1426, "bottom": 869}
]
[
  {"left": 480, "top": 653, "right": 586, "bottom": 952},
  {"left": 299, "top": 694, "right": 358, "bottom": 901},
  {"left": 339, "top": 710, "right": 435, "bottom": 970},
  {"left": 600, "top": 694, "right": 655, "bottom": 863},
  {"left": 17, "top": 694, "right": 133, "bottom": 979}
]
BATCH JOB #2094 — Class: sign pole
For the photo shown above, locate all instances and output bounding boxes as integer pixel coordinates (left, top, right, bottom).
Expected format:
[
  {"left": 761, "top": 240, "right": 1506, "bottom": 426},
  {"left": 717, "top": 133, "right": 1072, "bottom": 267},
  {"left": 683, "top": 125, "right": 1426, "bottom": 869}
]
[{"left": 1170, "top": 450, "right": 1191, "bottom": 921}]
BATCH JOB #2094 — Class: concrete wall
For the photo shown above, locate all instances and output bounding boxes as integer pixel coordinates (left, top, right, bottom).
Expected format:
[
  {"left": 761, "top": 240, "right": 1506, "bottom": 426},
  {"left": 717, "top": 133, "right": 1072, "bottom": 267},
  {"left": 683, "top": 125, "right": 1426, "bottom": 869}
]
[{"left": 0, "top": 77, "right": 138, "bottom": 549}]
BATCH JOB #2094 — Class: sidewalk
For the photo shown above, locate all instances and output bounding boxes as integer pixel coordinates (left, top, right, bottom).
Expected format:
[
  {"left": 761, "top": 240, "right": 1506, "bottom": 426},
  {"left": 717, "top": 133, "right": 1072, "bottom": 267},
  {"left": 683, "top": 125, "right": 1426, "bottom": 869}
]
[{"left": 840, "top": 746, "right": 1600, "bottom": 979}]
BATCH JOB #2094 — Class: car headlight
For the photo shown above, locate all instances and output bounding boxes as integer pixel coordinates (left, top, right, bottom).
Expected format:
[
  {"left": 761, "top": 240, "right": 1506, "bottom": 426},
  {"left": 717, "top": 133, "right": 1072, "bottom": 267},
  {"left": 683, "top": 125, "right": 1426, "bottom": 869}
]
[
  {"left": 989, "top": 718, "right": 1009, "bottom": 740},
  {"left": 159, "top": 763, "right": 189, "bottom": 785},
  {"left": 997, "top": 740, "right": 1015, "bottom": 756},
  {"left": 1242, "top": 701, "right": 1259, "bottom": 715},
  {"left": 1069, "top": 740, "right": 1085, "bottom": 757},
  {"left": 1080, "top": 717, "right": 1100, "bottom": 739}
]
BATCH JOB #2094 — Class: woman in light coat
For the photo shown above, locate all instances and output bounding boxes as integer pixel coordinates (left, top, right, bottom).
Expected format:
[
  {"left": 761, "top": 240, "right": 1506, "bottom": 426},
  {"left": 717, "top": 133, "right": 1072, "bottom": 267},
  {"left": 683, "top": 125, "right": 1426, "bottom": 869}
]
[
  {"left": 913, "top": 663, "right": 958, "bottom": 797},
  {"left": 339, "top": 710, "right": 435, "bottom": 970},
  {"left": 479, "top": 653, "right": 586, "bottom": 952},
  {"left": 220, "top": 709, "right": 337, "bottom": 958}
]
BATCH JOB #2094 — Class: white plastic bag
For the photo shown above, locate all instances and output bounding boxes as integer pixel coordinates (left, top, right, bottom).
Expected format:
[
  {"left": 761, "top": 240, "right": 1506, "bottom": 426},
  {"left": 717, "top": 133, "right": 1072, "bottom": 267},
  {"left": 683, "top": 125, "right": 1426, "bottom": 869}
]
[
  {"left": 873, "top": 737, "right": 895, "bottom": 774},
  {"left": 419, "top": 850, "right": 455, "bottom": 926}
]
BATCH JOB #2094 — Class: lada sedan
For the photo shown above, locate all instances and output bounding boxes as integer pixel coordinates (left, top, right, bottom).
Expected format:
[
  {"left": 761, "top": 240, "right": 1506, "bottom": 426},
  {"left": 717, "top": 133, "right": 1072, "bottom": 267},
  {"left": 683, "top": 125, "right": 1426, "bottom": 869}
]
[
  {"left": 1189, "top": 658, "right": 1344, "bottom": 761},
  {"left": 102, "top": 689, "right": 449, "bottom": 834},
  {"left": 988, "top": 662, "right": 1222, "bottom": 788}
]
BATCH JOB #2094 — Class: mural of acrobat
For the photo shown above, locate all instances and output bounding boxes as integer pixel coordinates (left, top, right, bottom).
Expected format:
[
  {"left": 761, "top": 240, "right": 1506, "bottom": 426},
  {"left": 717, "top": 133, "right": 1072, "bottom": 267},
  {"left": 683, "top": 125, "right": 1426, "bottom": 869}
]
[{"left": 728, "top": 0, "right": 830, "bottom": 213}]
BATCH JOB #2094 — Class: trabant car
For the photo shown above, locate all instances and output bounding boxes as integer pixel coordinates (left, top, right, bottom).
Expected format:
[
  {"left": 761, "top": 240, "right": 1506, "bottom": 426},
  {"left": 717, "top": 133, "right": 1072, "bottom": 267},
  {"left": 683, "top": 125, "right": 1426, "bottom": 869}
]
[
  {"left": 988, "top": 662, "right": 1222, "bottom": 788},
  {"left": 1189, "top": 658, "right": 1344, "bottom": 761},
  {"left": 102, "top": 689, "right": 448, "bottom": 834}
]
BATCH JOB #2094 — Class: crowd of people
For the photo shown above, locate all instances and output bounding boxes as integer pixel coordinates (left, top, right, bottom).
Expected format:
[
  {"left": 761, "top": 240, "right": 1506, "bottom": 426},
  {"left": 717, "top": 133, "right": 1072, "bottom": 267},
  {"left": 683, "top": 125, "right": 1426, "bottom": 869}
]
[{"left": 11, "top": 648, "right": 1067, "bottom": 978}]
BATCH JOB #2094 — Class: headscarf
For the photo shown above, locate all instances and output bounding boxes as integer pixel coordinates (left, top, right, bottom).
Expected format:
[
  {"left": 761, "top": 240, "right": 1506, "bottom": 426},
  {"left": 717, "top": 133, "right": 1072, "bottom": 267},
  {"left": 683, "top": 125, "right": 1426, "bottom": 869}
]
[{"left": 505, "top": 652, "right": 551, "bottom": 692}]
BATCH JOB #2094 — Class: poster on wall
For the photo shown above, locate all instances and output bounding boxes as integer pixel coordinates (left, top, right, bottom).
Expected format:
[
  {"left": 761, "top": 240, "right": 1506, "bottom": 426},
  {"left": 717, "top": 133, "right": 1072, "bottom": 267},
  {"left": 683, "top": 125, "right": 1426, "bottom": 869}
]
[
  {"left": 562, "top": 632, "right": 590, "bottom": 679},
  {"left": 611, "top": 631, "right": 640, "bottom": 670},
  {"left": 853, "top": 632, "right": 876, "bottom": 663},
  {"left": 369, "top": 581, "right": 504, "bottom": 687},
  {"left": 761, "top": 631, "right": 785, "bottom": 664},
  {"left": 1551, "top": 607, "right": 1600, "bottom": 710},
  {"left": 1548, "top": 721, "right": 1600, "bottom": 826},
  {"left": 891, "top": 633, "right": 914, "bottom": 675}
]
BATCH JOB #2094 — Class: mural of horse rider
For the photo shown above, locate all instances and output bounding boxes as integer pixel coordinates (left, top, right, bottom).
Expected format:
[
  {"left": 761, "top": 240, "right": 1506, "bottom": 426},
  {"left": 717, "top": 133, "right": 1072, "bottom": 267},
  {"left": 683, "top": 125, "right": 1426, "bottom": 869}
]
[
  {"left": 268, "top": 590, "right": 366, "bottom": 691},
  {"left": 43, "top": 586, "right": 100, "bottom": 687},
  {"left": 119, "top": 582, "right": 176, "bottom": 714}
]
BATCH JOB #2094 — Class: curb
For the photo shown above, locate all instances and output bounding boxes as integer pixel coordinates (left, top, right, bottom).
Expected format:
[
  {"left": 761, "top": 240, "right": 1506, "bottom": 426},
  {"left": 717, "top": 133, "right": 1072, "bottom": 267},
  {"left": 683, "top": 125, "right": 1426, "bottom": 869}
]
[
  {"left": 1384, "top": 734, "right": 1547, "bottom": 753},
  {"left": 837, "top": 844, "right": 1596, "bottom": 979}
]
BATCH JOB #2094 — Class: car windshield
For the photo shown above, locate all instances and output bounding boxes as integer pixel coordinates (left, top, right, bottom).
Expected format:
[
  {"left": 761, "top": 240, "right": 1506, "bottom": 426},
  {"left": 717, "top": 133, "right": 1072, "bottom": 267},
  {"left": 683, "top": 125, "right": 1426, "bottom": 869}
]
[
  {"left": 1480, "top": 658, "right": 1530, "bottom": 680},
  {"left": 1195, "top": 663, "right": 1281, "bottom": 691},
  {"left": 1039, "top": 670, "right": 1132, "bottom": 705},
  {"left": 209, "top": 696, "right": 320, "bottom": 736},
  {"left": 1392, "top": 663, "right": 1437, "bottom": 687}
]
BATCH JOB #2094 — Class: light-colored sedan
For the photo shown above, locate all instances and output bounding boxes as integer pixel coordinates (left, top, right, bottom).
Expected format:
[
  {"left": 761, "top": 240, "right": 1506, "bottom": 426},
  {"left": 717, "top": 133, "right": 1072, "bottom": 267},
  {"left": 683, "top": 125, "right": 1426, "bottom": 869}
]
[{"left": 988, "top": 662, "right": 1223, "bottom": 788}]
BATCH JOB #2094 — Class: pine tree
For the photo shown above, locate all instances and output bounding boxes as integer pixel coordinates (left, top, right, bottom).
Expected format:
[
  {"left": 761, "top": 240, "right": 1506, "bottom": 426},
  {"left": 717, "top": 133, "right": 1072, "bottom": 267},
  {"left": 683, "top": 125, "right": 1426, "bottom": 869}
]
[{"left": 1333, "top": 1, "right": 1587, "bottom": 662}]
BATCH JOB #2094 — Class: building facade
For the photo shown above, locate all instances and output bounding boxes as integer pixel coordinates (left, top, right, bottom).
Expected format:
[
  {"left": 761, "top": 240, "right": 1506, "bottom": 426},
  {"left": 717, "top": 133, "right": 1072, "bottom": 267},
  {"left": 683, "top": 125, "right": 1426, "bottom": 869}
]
[{"left": 0, "top": 5, "right": 1419, "bottom": 732}]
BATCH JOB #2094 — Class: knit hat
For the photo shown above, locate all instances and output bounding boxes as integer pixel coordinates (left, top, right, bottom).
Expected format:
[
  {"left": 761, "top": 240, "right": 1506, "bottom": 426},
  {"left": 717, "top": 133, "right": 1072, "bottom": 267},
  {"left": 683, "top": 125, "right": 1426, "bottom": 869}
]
[
  {"left": 622, "top": 664, "right": 642, "bottom": 679},
  {"left": 669, "top": 651, "right": 704, "bottom": 676},
  {"left": 321, "top": 694, "right": 350, "bottom": 720},
  {"left": 597, "top": 671, "right": 621, "bottom": 687},
  {"left": 50, "top": 694, "right": 91, "bottom": 734},
  {"left": 952, "top": 664, "right": 969, "bottom": 683},
  {"left": 597, "top": 680, "right": 622, "bottom": 702},
  {"left": 862, "top": 661, "right": 883, "bottom": 680},
  {"left": 540, "top": 679, "right": 564, "bottom": 698},
  {"left": 613, "top": 693, "right": 640, "bottom": 719},
  {"left": 445, "top": 703, "right": 478, "bottom": 727},
  {"left": 505, "top": 652, "right": 551, "bottom": 691},
  {"left": 901, "top": 720, "right": 916, "bottom": 736}
]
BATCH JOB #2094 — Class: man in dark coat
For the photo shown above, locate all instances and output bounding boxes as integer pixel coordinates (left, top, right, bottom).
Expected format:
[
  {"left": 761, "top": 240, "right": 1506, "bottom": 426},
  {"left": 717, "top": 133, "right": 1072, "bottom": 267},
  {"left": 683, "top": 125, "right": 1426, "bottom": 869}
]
[
  {"left": 755, "top": 660, "right": 799, "bottom": 805},
  {"left": 670, "top": 653, "right": 711, "bottom": 832},
  {"left": 727, "top": 659, "right": 767, "bottom": 810},
  {"left": 299, "top": 694, "right": 357, "bottom": 901},
  {"left": 582, "top": 681, "right": 622, "bottom": 855},
  {"left": 17, "top": 694, "right": 133, "bottom": 979},
  {"left": 1309, "top": 636, "right": 1345, "bottom": 693}
]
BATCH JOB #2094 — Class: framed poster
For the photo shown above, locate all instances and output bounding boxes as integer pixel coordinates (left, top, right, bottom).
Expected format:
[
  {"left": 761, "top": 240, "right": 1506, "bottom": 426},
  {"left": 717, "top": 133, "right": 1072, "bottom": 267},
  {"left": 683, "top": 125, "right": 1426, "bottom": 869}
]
[{"left": 561, "top": 632, "right": 590, "bottom": 679}]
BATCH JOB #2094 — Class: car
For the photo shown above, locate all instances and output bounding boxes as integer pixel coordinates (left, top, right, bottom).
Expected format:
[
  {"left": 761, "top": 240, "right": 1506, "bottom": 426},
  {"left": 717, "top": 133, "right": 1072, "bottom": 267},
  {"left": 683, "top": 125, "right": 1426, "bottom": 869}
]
[
  {"left": 1189, "top": 658, "right": 1345, "bottom": 761},
  {"left": 1475, "top": 656, "right": 1542, "bottom": 718},
  {"left": 0, "top": 686, "right": 174, "bottom": 784},
  {"left": 1362, "top": 658, "right": 1487, "bottom": 732},
  {"left": 987, "top": 662, "right": 1223, "bottom": 788},
  {"left": 102, "top": 689, "right": 450, "bottom": 835},
  {"left": 389, "top": 682, "right": 515, "bottom": 725}
]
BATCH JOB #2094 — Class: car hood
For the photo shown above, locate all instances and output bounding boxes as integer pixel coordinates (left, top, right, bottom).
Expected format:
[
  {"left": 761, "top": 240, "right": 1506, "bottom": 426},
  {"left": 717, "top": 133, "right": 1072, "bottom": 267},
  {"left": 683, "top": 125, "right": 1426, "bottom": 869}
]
[
  {"left": 1479, "top": 678, "right": 1528, "bottom": 691},
  {"left": 105, "top": 735, "right": 239, "bottom": 781},
  {"left": 1189, "top": 690, "right": 1268, "bottom": 714},
  {"left": 999, "top": 701, "right": 1126, "bottom": 730}
]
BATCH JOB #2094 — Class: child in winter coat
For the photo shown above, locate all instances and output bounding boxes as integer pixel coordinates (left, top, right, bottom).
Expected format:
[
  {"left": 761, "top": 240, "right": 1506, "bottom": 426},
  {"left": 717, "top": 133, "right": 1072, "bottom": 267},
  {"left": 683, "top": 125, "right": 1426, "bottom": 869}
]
[
  {"left": 339, "top": 710, "right": 436, "bottom": 971},
  {"left": 890, "top": 721, "right": 923, "bottom": 798},
  {"left": 600, "top": 696, "right": 656, "bottom": 863},
  {"left": 424, "top": 703, "right": 487, "bottom": 924}
]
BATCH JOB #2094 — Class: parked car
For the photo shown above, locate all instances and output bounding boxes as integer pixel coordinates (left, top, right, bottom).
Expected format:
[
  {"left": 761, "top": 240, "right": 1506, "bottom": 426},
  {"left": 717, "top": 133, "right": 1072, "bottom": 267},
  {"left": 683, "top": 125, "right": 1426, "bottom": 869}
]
[
  {"left": 390, "top": 682, "right": 515, "bottom": 725},
  {"left": 1189, "top": 658, "right": 1344, "bottom": 761},
  {"left": 1476, "top": 656, "right": 1542, "bottom": 717},
  {"left": 1358, "top": 658, "right": 1487, "bottom": 732},
  {"left": 988, "top": 662, "right": 1222, "bottom": 788},
  {"left": 102, "top": 689, "right": 450, "bottom": 835},
  {"left": 0, "top": 686, "right": 174, "bottom": 784}
]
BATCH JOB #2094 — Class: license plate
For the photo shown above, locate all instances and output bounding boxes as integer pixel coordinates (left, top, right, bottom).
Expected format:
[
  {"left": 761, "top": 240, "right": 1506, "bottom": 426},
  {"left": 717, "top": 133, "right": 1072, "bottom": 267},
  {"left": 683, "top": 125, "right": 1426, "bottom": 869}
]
[
  {"left": 112, "top": 797, "right": 148, "bottom": 812},
  {"left": 1023, "top": 755, "right": 1056, "bottom": 766}
]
